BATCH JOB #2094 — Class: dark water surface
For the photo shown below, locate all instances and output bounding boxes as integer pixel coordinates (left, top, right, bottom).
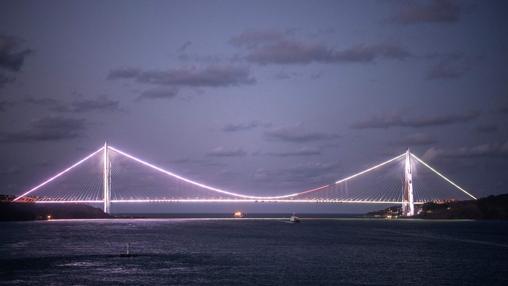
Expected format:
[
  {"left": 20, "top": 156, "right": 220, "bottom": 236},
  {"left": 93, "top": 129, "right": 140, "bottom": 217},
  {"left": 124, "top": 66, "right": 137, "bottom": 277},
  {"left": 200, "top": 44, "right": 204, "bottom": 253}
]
[{"left": 1, "top": 218, "right": 507, "bottom": 285}]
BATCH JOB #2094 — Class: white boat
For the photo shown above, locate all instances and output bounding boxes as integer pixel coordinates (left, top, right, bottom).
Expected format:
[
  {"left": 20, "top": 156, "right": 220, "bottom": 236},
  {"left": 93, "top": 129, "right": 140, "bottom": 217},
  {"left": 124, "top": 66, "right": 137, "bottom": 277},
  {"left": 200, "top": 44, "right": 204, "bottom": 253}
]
[{"left": 289, "top": 214, "right": 301, "bottom": 223}]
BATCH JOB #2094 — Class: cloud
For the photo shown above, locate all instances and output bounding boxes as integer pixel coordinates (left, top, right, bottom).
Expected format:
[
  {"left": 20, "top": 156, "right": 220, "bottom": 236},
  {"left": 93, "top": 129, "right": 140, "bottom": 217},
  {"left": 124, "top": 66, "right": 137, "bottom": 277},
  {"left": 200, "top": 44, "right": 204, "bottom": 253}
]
[
  {"left": 23, "top": 96, "right": 60, "bottom": 106},
  {"left": 230, "top": 30, "right": 287, "bottom": 48},
  {"left": 282, "top": 162, "right": 339, "bottom": 181},
  {"left": 177, "top": 41, "right": 192, "bottom": 53},
  {"left": 206, "top": 146, "right": 247, "bottom": 157},
  {"left": 246, "top": 41, "right": 410, "bottom": 65},
  {"left": 253, "top": 161, "right": 340, "bottom": 185},
  {"left": 137, "top": 88, "right": 179, "bottom": 100},
  {"left": 351, "top": 111, "right": 480, "bottom": 129},
  {"left": 390, "top": 0, "right": 462, "bottom": 25},
  {"left": 264, "top": 147, "right": 321, "bottom": 157},
  {"left": 0, "top": 73, "right": 14, "bottom": 88},
  {"left": 0, "top": 35, "right": 33, "bottom": 72},
  {"left": 171, "top": 158, "right": 225, "bottom": 168},
  {"left": 264, "top": 125, "right": 340, "bottom": 143},
  {"left": 426, "top": 60, "right": 468, "bottom": 80},
  {"left": 0, "top": 166, "right": 21, "bottom": 175},
  {"left": 421, "top": 147, "right": 441, "bottom": 161},
  {"left": 70, "top": 97, "right": 120, "bottom": 112},
  {"left": 274, "top": 71, "right": 295, "bottom": 80},
  {"left": 21, "top": 95, "right": 120, "bottom": 113},
  {"left": 222, "top": 120, "right": 272, "bottom": 132},
  {"left": 21, "top": 96, "right": 70, "bottom": 112},
  {"left": 230, "top": 30, "right": 410, "bottom": 65},
  {"left": 475, "top": 124, "right": 498, "bottom": 134},
  {"left": 425, "top": 52, "right": 469, "bottom": 80},
  {"left": 499, "top": 103, "right": 508, "bottom": 115},
  {"left": 0, "top": 116, "right": 87, "bottom": 143},
  {"left": 310, "top": 71, "right": 323, "bottom": 80},
  {"left": 422, "top": 141, "right": 508, "bottom": 160},
  {"left": 108, "top": 65, "right": 255, "bottom": 87},
  {"left": 395, "top": 133, "right": 437, "bottom": 147},
  {"left": 177, "top": 53, "right": 227, "bottom": 64},
  {"left": 0, "top": 100, "right": 14, "bottom": 112},
  {"left": 107, "top": 67, "right": 140, "bottom": 80}
]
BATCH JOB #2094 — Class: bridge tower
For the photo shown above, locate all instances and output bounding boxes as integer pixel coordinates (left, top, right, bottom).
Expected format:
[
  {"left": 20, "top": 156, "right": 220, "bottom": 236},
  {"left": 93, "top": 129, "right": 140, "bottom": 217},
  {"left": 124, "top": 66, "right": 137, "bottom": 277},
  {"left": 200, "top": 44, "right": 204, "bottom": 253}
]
[
  {"left": 103, "top": 142, "right": 111, "bottom": 214},
  {"left": 402, "top": 149, "right": 415, "bottom": 216}
]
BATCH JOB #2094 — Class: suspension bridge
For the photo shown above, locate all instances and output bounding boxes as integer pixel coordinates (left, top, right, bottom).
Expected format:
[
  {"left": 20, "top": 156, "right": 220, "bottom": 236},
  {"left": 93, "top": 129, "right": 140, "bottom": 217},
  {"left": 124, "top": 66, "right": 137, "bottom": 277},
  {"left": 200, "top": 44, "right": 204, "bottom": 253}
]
[{"left": 12, "top": 143, "right": 477, "bottom": 216}]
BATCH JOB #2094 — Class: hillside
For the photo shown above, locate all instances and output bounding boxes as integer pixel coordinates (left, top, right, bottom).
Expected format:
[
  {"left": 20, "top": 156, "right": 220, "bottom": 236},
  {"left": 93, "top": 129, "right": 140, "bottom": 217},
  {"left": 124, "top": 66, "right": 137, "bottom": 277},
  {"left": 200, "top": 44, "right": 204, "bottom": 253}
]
[
  {"left": 417, "top": 194, "right": 508, "bottom": 219},
  {"left": 0, "top": 202, "right": 111, "bottom": 221},
  {"left": 367, "top": 194, "right": 508, "bottom": 219}
]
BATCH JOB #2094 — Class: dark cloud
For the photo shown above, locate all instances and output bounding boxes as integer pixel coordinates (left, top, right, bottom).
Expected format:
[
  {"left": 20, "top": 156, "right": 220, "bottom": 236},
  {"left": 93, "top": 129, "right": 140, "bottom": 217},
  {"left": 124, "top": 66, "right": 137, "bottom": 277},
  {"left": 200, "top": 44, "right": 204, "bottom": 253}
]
[
  {"left": 70, "top": 97, "right": 120, "bottom": 112},
  {"left": 395, "top": 133, "right": 437, "bottom": 147},
  {"left": 390, "top": 0, "right": 462, "bottom": 25},
  {"left": 138, "top": 88, "right": 179, "bottom": 100},
  {"left": 0, "top": 100, "right": 14, "bottom": 112},
  {"left": 246, "top": 41, "right": 410, "bottom": 65},
  {"left": 264, "top": 125, "right": 340, "bottom": 143},
  {"left": 499, "top": 103, "right": 508, "bottom": 115},
  {"left": 253, "top": 161, "right": 340, "bottom": 186},
  {"left": 22, "top": 96, "right": 69, "bottom": 112},
  {"left": 170, "top": 158, "right": 225, "bottom": 168},
  {"left": 351, "top": 110, "right": 480, "bottom": 129},
  {"left": 231, "top": 30, "right": 410, "bottom": 65},
  {"left": 230, "top": 30, "right": 286, "bottom": 48},
  {"left": 423, "top": 141, "right": 508, "bottom": 160},
  {"left": 21, "top": 96, "right": 120, "bottom": 113},
  {"left": 273, "top": 70, "right": 303, "bottom": 80},
  {"left": 426, "top": 60, "right": 468, "bottom": 80},
  {"left": 310, "top": 71, "right": 323, "bottom": 80},
  {"left": 0, "top": 35, "right": 33, "bottom": 72},
  {"left": 206, "top": 146, "right": 247, "bottom": 157},
  {"left": 177, "top": 41, "right": 192, "bottom": 53},
  {"left": 177, "top": 53, "right": 228, "bottom": 64},
  {"left": 108, "top": 65, "right": 255, "bottom": 87},
  {"left": 0, "top": 35, "right": 31, "bottom": 89},
  {"left": 107, "top": 67, "right": 141, "bottom": 80},
  {"left": 222, "top": 120, "right": 271, "bottom": 132},
  {"left": 0, "top": 166, "right": 21, "bottom": 176},
  {"left": 23, "top": 96, "right": 60, "bottom": 106},
  {"left": 425, "top": 52, "right": 469, "bottom": 80},
  {"left": 274, "top": 71, "right": 294, "bottom": 80},
  {"left": 0, "top": 73, "right": 14, "bottom": 88},
  {"left": 0, "top": 116, "right": 87, "bottom": 143},
  {"left": 475, "top": 124, "right": 498, "bottom": 134},
  {"left": 264, "top": 147, "right": 321, "bottom": 157}
]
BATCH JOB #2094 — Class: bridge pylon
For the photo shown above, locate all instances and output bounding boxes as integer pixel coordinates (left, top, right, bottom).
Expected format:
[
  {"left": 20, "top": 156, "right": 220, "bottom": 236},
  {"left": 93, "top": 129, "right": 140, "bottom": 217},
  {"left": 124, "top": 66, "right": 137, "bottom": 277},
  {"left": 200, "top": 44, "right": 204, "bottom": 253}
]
[
  {"left": 402, "top": 149, "right": 415, "bottom": 216},
  {"left": 103, "top": 142, "right": 111, "bottom": 214}
]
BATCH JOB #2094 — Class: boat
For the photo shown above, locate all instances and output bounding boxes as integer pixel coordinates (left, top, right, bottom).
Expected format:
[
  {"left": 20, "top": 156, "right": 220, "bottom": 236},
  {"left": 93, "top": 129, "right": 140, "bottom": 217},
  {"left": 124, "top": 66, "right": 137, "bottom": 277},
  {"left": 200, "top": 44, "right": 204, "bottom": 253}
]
[
  {"left": 233, "top": 211, "right": 245, "bottom": 218},
  {"left": 120, "top": 243, "right": 133, "bottom": 257},
  {"left": 289, "top": 214, "right": 301, "bottom": 223}
]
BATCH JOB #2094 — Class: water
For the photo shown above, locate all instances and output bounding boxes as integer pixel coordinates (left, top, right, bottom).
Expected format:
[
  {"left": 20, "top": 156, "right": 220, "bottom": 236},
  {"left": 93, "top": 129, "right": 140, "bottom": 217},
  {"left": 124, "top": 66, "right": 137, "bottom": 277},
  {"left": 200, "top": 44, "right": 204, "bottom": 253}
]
[{"left": 1, "top": 218, "right": 507, "bottom": 285}]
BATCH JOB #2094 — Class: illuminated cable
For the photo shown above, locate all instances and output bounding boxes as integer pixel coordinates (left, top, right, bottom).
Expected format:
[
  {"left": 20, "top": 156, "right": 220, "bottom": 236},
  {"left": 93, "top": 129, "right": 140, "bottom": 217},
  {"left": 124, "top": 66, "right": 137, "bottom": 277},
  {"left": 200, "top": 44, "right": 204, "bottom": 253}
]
[
  {"left": 109, "top": 145, "right": 329, "bottom": 200},
  {"left": 410, "top": 153, "right": 477, "bottom": 200},
  {"left": 13, "top": 147, "right": 104, "bottom": 202},
  {"left": 335, "top": 153, "right": 405, "bottom": 184}
]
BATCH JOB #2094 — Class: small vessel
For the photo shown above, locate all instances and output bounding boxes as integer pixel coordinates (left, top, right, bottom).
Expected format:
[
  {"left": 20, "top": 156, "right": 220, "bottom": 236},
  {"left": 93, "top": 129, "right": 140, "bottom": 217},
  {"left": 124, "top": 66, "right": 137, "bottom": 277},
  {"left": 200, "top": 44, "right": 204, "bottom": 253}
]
[
  {"left": 233, "top": 211, "right": 245, "bottom": 218},
  {"left": 289, "top": 213, "right": 301, "bottom": 223},
  {"left": 120, "top": 243, "right": 132, "bottom": 257}
]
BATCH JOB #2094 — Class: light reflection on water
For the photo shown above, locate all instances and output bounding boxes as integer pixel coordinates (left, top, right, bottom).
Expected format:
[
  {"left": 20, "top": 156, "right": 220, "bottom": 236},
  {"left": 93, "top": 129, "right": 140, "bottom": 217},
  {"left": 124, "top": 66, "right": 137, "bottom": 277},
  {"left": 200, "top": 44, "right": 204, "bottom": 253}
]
[{"left": 0, "top": 218, "right": 507, "bottom": 285}]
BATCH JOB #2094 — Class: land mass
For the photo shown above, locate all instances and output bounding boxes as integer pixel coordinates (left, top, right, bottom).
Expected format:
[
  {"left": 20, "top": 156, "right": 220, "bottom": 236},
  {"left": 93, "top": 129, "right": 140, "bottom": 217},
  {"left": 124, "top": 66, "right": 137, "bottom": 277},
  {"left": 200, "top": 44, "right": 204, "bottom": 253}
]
[
  {"left": 368, "top": 194, "right": 508, "bottom": 219},
  {"left": 0, "top": 202, "right": 111, "bottom": 221}
]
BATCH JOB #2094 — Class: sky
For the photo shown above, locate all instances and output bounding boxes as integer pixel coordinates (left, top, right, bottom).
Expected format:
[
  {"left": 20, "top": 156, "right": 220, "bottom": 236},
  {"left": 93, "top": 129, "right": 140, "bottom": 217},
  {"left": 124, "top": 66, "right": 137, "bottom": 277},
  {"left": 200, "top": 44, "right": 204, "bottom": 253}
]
[{"left": 0, "top": 0, "right": 507, "bottom": 213}]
